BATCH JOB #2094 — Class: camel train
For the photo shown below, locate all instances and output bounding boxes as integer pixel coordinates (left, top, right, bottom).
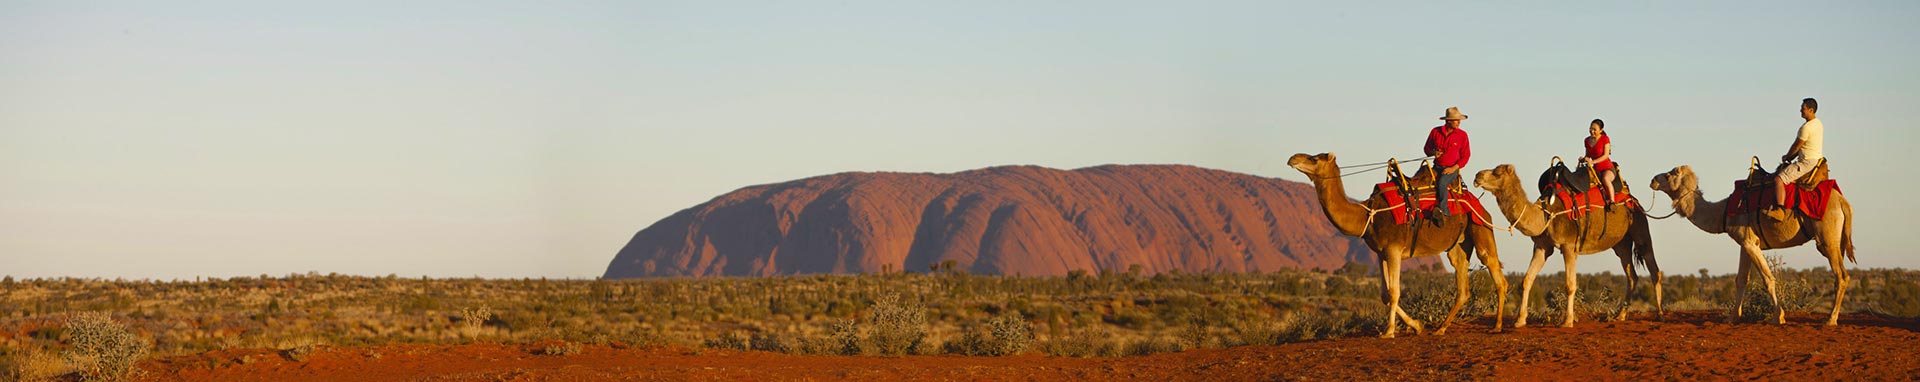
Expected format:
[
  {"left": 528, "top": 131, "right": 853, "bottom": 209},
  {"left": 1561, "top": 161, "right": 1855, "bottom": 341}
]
[{"left": 1288, "top": 100, "right": 1852, "bottom": 337}]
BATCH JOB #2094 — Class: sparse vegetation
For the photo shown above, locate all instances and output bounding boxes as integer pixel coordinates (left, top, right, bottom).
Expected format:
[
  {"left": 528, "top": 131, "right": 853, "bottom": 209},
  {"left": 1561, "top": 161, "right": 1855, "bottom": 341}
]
[
  {"left": 0, "top": 265, "right": 1912, "bottom": 365},
  {"left": 536, "top": 341, "right": 582, "bottom": 356},
  {"left": 60, "top": 312, "right": 150, "bottom": 381}
]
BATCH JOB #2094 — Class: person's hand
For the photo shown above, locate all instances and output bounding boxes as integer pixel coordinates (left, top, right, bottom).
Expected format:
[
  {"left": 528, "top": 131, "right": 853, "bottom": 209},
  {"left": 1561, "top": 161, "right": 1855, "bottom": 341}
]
[
  {"left": 1781, "top": 154, "right": 1793, "bottom": 163},
  {"left": 1580, "top": 157, "right": 1592, "bottom": 164}
]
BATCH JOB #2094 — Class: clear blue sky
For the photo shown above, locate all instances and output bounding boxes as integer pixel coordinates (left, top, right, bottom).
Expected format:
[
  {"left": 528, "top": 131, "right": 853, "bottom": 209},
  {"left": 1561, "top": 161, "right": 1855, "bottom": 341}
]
[{"left": 2, "top": 1, "right": 1915, "bottom": 279}]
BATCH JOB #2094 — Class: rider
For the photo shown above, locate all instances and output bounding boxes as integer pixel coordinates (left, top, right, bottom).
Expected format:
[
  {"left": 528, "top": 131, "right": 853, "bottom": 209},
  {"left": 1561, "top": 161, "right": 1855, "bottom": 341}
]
[
  {"left": 1767, "top": 98, "right": 1823, "bottom": 220},
  {"left": 1581, "top": 119, "right": 1618, "bottom": 211},
  {"left": 1423, "top": 107, "right": 1471, "bottom": 221}
]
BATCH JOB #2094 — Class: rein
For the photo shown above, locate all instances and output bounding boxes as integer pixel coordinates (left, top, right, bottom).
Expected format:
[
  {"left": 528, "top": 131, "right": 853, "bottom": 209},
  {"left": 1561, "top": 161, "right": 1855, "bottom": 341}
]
[{"left": 1643, "top": 190, "right": 1683, "bottom": 220}]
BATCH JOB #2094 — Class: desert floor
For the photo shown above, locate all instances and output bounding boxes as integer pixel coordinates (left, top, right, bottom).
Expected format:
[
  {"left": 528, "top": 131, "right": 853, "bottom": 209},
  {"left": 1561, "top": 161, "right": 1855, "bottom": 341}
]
[{"left": 133, "top": 311, "right": 1920, "bottom": 382}]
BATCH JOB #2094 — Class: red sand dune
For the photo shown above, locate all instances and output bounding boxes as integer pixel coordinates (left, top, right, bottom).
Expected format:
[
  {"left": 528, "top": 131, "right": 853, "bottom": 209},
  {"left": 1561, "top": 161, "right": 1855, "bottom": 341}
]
[
  {"left": 137, "top": 312, "right": 1920, "bottom": 381},
  {"left": 604, "top": 165, "right": 1436, "bottom": 278}
]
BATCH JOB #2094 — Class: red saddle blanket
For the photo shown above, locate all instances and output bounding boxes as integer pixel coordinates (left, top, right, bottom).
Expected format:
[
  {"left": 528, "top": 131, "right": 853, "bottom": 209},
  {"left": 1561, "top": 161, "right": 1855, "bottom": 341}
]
[
  {"left": 1373, "top": 182, "right": 1493, "bottom": 226},
  {"left": 1552, "top": 188, "right": 1641, "bottom": 220},
  {"left": 1727, "top": 179, "right": 1843, "bottom": 220}
]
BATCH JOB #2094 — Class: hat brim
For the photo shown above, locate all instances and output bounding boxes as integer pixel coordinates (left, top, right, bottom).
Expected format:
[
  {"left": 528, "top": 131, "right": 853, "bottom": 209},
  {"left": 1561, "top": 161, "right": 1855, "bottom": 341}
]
[{"left": 1439, "top": 115, "right": 1468, "bottom": 121}]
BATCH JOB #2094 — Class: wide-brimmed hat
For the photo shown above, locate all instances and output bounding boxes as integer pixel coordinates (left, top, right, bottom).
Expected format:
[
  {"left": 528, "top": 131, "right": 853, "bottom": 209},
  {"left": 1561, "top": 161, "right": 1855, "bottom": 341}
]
[{"left": 1439, "top": 107, "right": 1468, "bottom": 121}]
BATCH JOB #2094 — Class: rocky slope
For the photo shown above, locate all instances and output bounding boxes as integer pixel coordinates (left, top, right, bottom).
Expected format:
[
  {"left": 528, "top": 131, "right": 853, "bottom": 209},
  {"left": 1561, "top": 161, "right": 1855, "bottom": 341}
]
[{"left": 603, "top": 165, "right": 1424, "bottom": 278}]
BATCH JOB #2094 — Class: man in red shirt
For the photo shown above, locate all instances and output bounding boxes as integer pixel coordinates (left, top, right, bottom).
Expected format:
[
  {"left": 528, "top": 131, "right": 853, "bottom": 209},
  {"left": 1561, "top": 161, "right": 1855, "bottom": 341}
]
[{"left": 1423, "top": 107, "right": 1471, "bottom": 220}]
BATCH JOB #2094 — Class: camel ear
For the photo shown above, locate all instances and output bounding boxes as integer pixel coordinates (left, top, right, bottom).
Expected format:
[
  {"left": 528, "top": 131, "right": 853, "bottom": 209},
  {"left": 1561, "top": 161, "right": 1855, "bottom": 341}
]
[{"left": 1325, "top": 152, "right": 1337, "bottom": 161}]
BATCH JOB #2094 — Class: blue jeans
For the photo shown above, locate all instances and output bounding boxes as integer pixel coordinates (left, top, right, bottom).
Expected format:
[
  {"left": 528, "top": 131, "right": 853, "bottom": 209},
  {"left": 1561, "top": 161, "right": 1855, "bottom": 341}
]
[{"left": 1433, "top": 172, "right": 1459, "bottom": 217}]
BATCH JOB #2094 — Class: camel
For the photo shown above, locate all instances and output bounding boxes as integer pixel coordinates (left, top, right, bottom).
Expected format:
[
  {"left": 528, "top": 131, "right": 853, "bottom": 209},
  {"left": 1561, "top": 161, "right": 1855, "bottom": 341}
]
[
  {"left": 1288, "top": 153, "right": 1509, "bottom": 337},
  {"left": 1472, "top": 164, "right": 1662, "bottom": 328},
  {"left": 1648, "top": 165, "right": 1856, "bottom": 325}
]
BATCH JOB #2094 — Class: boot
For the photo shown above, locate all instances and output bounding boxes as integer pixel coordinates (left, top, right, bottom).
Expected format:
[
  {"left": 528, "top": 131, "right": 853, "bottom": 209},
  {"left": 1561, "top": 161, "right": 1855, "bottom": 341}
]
[{"left": 1762, "top": 205, "right": 1791, "bottom": 221}]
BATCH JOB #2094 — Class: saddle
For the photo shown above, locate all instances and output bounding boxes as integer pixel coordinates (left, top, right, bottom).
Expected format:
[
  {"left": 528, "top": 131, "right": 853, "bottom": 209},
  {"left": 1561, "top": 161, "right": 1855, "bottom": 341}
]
[
  {"left": 1731, "top": 158, "right": 1842, "bottom": 220},
  {"left": 1369, "top": 159, "right": 1492, "bottom": 226},
  {"left": 1746, "top": 158, "right": 1829, "bottom": 191},
  {"left": 1536, "top": 160, "right": 1629, "bottom": 199}
]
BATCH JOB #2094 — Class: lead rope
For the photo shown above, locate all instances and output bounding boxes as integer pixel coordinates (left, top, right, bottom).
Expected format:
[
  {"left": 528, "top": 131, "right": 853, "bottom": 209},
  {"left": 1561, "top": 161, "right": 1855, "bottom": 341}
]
[{"left": 1644, "top": 191, "right": 1682, "bottom": 220}]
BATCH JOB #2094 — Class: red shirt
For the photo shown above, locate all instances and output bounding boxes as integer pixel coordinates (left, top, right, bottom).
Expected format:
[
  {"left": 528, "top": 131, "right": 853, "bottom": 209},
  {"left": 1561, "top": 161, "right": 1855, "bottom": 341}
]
[
  {"left": 1424, "top": 126, "right": 1470, "bottom": 169},
  {"left": 1585, "top": 135, "right": 1615, "bottom": 171}
]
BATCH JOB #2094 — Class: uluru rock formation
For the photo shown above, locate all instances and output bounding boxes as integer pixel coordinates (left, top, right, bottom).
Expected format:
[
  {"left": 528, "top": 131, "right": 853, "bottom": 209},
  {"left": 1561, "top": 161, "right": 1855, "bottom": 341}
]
[{"left": 604, "top": 165, "right": 1435, "bottom": 278}]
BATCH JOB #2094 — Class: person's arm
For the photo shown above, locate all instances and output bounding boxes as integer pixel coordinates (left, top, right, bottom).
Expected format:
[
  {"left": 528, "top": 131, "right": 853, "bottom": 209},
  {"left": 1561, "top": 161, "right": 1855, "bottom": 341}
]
[
  {"left": 1451, "top": 134, "right": 1470, "bottom": 173},
  {"left": 1424, "top": 130, "right": 1440, "bottom": 156},
  {"left": 1782, "top": 138, "right": 1803, "bottom": 162}
]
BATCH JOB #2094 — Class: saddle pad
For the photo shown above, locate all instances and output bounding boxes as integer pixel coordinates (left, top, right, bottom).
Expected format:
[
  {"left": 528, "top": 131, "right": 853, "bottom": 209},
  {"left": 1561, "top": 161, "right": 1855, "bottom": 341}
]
[
  {"left": 1374, "top": 182, "right": 1493, "bottom": 227},
  {"left": 1552, "top": 188, "right": 1641, "bottom": 220},
  {"left": 1727, "top": 179, "right": 1843, "bottom": 220}
]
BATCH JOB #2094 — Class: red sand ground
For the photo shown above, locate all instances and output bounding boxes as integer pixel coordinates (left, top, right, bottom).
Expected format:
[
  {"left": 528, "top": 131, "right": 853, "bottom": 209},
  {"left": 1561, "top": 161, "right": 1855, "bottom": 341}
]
[{"left": 136, "top": 312, "right": 1920, "bottom": 382}]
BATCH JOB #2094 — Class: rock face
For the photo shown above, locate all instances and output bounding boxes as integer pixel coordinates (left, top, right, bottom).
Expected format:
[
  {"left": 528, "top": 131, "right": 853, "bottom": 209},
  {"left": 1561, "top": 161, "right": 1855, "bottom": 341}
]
[{"left": 604, "top": 165, "right": 1429, "bottom": 278}]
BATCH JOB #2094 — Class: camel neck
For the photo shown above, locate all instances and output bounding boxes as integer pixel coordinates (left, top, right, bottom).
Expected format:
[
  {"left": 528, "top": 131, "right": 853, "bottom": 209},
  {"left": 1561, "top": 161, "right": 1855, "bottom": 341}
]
[
  {"left": 1671, "top": 186, "right": 1728, "bottom": 234},
  {"left": 1307, "top": 173, "right": 1371, "bottom": 237},
  {"left": 1485, "top": 179, "right": 1547, "bottom": 236}
]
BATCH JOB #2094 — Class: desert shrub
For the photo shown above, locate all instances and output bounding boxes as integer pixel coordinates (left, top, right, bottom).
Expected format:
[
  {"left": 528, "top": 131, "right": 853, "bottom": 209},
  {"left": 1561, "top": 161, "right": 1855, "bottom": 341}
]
[
  {"left": 1174, "top": 320, "right": 1211, "bottom": 348},
  {"left": 459, "top": 306, "right": 494, "bottom": 330},
  {"left": 1, "top": 347, "right": 68, "bottom": 382},
  {"left": 1734, "top": 257, "right": 1820, "bottom": 321},
  {"left": 1124, "top": 336, "right": 1185, "bottom": 356},
  {"left": 1041, "top": 327, "right": 1123, "bottom": 358},
  {"left": 1278, "top": 307, "right": 1377, "bottom": 342},
  {"left": 943, "top": 312, "right": 1034, "bottom": 356},
  {"left": 1871, "top": 277, "right": 1920, "bottom": 318},
  {"left": 828, "top": 319, "right": 861, "bottom": 355},
  {"left": 536, "top": 341, "right": 582, "bottom": 356},
  {"left": 1228, "top": 319, "right": 1283, "bottom": 347},
  {"left": 862, "top": 294, "right": 927, "bottom": 356},
  {"left": 748, "top": 332, "right": 795, "bottom": 353},
  {"left": 282, "top": 344, "right": 325, "bottom": 362},
  {"left": 701, "top": 331, "right": 748, "bottom": 351},
  {"left": 61, "top": 312, "right": 150, "bottom": 381}
]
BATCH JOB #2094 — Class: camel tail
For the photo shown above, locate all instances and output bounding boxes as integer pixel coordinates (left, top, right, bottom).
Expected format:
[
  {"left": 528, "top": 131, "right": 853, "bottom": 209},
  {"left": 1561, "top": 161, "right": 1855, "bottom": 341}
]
[{"left": 1843, "top": 196, "right": 1855, "bottom": 264}]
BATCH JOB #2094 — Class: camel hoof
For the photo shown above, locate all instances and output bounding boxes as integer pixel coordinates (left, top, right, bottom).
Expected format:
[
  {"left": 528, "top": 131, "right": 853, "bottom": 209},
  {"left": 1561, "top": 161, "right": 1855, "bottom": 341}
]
[
  {"left": 1486, "top": 328, "right": 1504, "bottom": 334},
  {"left": 1559, "top": 321, "right": 1575, "bottom": 328},
  {"left": 1379, "top": 332, "right": 1397, "bottom": 339},
  {"left": 1433, "top": 327, "right": 1448, "bottom": 336}
]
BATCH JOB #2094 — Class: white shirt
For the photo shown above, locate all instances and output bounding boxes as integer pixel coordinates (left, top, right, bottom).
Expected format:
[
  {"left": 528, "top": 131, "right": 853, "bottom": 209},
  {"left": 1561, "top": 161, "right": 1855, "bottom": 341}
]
[{"left": 1797, "top": 118, "right": 1824, "bottom": 162}]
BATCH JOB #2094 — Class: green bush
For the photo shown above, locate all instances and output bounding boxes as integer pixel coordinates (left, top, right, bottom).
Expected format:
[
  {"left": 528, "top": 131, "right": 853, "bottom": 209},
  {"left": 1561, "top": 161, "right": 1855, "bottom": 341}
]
[
  {"left": 943, "top": 312, "right": 1034, "bottom": 356},
  {"left": 62, "top": 312, "right": 150, "bottom": 382},
  {"left": 862, "top": 294, "right": 927, "bottom": 356}
]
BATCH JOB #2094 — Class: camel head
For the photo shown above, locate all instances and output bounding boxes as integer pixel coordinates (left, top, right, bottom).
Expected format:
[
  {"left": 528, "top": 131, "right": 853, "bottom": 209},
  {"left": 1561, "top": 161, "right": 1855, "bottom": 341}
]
[
  {"left": 1649, "top": 165, "right": 1698, "bottom": 197},
  {"left": 1287, "top": 153, "right": 1339, "bottom": 179},
  {"left": 1472, "top": 164, "right": 1522, "bottom": 193}
]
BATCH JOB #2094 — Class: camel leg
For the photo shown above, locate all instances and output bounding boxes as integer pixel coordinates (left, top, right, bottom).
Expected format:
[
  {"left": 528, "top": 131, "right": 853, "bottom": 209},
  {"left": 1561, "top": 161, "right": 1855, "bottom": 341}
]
[
  {"left": 1644, "top": 246, "right": 1665, "bottom": 321},
  {"left": 1380, "top": 254, "right": 1422, "bottom": 337},
  {"left": 1561, "top": 246, "right": 1581, "bottom": 328},
  {"left": 1613, "top": 248, "right": 1637, "bottom": 322},
  {"left": 1821, "top": 229, "right": 1850, "bottom": 326},
  {"left": 1740, "top": 243, "right": 1785, "bottom": 325},
  {"left": 1436, "top": 247, "right": 1473, "bottom": 335},
  {"left": 1472, "top": 227, "right": 1509, "bottom": 333},
  {"left": 1630, "top": 213, "right": 1663, "bottom": 320},
  {"left": 1730, "top": 252, "right": 1752, "bottom": 323},
  {"left": 1514, "top": 246, "right": 1549, "bottom": 328}
]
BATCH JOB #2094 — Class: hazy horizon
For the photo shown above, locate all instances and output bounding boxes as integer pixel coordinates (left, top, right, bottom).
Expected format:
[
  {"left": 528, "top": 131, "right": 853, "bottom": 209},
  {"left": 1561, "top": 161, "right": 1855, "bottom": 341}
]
[{"left": 4, "top": 1, "right": 1917, "bottom": 280}]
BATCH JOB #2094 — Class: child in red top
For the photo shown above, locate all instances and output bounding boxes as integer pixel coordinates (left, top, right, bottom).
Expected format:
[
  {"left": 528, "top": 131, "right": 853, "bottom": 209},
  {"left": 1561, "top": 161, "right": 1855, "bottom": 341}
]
[{"left": 1581, "top": 119, "right": 1617, "bottom": 209}]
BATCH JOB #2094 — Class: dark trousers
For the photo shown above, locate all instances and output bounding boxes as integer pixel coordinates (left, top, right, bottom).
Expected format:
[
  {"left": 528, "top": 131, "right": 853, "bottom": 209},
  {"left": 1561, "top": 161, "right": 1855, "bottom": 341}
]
[{"left": 1434, "top": 172, "right": 1459, "bottom": 216}]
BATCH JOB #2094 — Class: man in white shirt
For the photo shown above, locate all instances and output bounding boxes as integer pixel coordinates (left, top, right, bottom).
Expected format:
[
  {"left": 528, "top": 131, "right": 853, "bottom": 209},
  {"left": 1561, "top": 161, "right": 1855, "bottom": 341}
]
[{"left": 1769, "top": 98, "right": 1823, "bottom": 219}]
